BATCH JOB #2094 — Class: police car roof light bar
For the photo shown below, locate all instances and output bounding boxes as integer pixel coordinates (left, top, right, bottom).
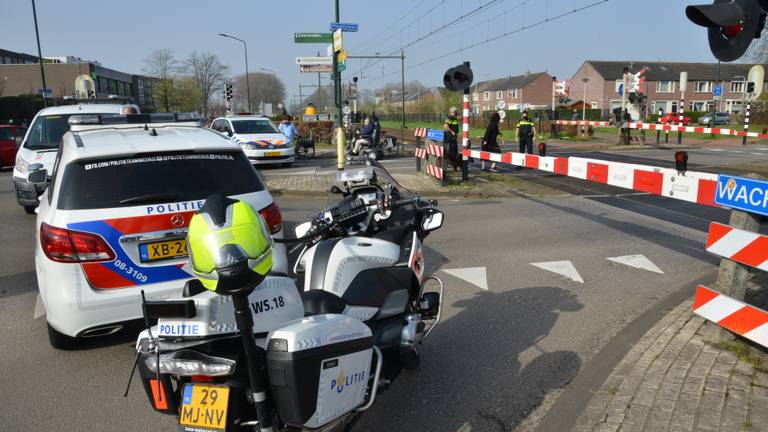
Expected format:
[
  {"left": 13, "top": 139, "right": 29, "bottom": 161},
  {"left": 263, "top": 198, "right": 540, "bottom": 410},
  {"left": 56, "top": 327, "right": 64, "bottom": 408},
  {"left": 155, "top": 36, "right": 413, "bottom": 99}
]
[{"left": 68, "top": 112, "right": 202, "bottom": 126}]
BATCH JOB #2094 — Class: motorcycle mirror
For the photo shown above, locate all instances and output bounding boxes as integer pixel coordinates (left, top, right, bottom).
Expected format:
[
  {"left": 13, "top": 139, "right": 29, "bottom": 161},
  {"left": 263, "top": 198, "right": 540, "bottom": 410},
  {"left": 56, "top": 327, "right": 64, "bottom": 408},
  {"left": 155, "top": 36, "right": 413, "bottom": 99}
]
[
  {"left": 294, "top": 221, "right": 313, "bottom": 239},
  {"left": 329, "top": 185, "right": 343, "bottom": 194},
  {"left": 421, "top": 210, "right": 444, "bottom": 232},
  {"left": 27, "top": 168, "right": 48, "bottom": 184}
]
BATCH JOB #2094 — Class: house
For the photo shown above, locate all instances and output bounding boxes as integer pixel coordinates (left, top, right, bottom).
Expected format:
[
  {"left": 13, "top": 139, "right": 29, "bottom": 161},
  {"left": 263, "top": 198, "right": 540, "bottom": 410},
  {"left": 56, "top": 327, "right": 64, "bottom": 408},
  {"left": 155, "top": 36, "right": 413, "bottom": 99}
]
[
  {"left": 570, "top": 60, "right": 768, "bottom": 118},
  {"left": 470, "top": 72, "right": 554, "bottom": 113}
]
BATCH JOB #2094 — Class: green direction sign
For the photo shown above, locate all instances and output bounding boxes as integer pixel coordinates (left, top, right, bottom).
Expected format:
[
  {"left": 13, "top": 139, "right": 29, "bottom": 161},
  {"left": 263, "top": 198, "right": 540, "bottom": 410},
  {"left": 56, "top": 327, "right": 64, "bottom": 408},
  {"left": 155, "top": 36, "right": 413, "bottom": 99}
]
[
  {"left": 294, "top": 32, "right": 332, "bottom": 43},
  {"left": 337, "top": 60, "right": 346, "bottom": 73}
]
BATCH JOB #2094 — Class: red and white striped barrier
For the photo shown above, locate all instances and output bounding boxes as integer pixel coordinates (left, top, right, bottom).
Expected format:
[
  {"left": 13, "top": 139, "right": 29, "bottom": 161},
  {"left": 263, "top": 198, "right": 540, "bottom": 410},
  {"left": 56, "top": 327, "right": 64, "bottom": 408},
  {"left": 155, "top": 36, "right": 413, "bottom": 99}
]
[
  {"left": 414, "top": 148, "right": 426, "bottom": 159},
  {"left": 628, "top": 122, "right": 768, "bottom": 139},
  {"left": 555, "top": 120, "right": 611, "bottom": 127},
  {"left": 414, "top": 128, "right": 428, "bottom": 138},
  {"left": 414, "top": 143, "right": 444, "bottom": 159},
  {"left": 693, "top": 285, "right": 768, "bottom": 347},
  {"left": 706, "top": 222, "right": 768, "bottom": 271},
  {"left": 462, "top": 149, "right": 719, "bottom": 207},
  {"left": 425, "top": 163, "right": 443, "bottom": 179}
]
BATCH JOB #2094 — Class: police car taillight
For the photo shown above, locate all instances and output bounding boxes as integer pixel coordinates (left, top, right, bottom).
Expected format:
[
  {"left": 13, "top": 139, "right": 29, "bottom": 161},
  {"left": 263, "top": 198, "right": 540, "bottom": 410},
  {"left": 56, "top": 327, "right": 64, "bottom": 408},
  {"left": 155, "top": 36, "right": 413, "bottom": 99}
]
[
  {"left": 40, "top": 223, "right": 116, "bottom": 263},
  {"left": 259, "top": 202, "right": 283, "bottom": 235}
]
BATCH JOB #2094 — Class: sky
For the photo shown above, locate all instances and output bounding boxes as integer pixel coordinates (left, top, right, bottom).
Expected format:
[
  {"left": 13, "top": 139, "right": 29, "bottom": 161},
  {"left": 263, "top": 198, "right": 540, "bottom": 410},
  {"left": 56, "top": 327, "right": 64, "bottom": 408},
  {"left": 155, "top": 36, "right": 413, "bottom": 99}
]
[{"left": 2, "top": 0, "right": 723, "bottom": 103}]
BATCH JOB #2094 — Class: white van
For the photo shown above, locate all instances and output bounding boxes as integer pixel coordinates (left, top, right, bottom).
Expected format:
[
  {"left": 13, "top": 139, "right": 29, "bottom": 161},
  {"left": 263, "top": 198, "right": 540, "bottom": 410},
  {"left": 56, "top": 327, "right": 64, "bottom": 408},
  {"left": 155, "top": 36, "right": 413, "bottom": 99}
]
[{"left": 13, "top": 103, "right": 139, "bottom": 214}]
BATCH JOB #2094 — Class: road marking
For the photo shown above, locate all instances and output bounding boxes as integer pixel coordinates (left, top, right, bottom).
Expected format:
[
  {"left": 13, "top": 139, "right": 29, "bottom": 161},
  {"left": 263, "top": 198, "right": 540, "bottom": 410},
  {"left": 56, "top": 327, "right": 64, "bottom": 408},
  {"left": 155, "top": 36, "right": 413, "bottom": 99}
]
[
  {"left": 442, "top": 267, "right": 488, "bottom": 290},
  {"left": 34, "top": 294, "right": 45, "bottom": 319},
  {"left": 530, "top": 261, "right": 584, "bottom": 283},
  {"left": 606, "top": 254, "right": 664, "bottom": 274},
  {"left": 710, "top": 149, "right": 725, "bottom": 152}
]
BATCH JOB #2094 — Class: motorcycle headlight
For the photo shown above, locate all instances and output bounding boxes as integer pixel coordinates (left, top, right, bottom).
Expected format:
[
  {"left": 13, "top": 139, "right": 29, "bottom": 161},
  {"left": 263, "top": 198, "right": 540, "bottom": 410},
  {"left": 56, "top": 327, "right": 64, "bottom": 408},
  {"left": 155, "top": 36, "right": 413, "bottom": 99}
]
[
  {"left": 15, "top": 155, "right": 30, "bottom": 174},
  {"left": 144, "top": 350, "right": 236, "bottom": 377}
]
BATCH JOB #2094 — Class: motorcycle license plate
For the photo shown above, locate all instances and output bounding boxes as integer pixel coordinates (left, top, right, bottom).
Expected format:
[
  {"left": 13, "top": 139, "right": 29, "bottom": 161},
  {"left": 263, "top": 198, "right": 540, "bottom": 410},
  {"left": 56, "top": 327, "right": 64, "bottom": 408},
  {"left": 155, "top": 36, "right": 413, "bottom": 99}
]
[
  {"left": 178, "top": 384, "right": 229, "bottom": 431},
  {"left": 139, "top": 239, "right": 187, "bottom": 263},
  {"left": 265, "top": 151, "right": 281, "bottom": 157}
]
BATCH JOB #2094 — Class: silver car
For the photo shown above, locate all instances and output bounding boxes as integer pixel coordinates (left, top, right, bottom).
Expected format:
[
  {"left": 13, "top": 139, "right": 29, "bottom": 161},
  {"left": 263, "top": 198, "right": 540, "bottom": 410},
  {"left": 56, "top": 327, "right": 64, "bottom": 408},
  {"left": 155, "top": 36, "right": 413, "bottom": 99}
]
[{"left": 699, "top": 111, "right": 730, "bottom": 126}]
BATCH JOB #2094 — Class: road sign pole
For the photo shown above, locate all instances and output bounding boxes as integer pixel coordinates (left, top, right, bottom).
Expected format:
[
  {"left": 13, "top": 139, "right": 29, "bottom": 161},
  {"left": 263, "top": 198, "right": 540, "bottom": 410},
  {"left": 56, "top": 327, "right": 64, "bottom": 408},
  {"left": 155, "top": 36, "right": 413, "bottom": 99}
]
[
  {"left": 743, "top": 100, "right": 751, "bottom": 146},
  {"left": 32, "top": 0, "right": 48, "bottom": 108},
  {"left": 333, "top": 0, "right": 345, "bottom": 170}
]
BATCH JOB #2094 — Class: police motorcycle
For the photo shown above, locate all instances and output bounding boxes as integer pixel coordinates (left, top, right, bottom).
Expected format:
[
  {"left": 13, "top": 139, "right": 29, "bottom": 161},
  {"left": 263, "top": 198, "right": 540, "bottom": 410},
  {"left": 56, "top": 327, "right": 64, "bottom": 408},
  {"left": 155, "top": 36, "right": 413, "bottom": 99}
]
[{"left": 127, "top": 162, "right": 444, "bottom": 432}]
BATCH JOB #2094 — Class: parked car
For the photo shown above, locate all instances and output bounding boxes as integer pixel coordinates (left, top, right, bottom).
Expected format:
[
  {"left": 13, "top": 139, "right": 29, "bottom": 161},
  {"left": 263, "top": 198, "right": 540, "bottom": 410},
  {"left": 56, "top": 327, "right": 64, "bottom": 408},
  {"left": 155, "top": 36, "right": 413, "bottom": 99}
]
[
  {"left": 32, "top": 112, "right": 288, "bottom": 348},
  {"left": 660, "top": 113, "right": 692, "bottom": 126},
  {"left": 699, "top": 111, "right": 731, "bottom": 126},
  {"left": 210, "top": 115, "right": 295, "bottom": 167},
  {"left": 0, "top": 125, "right": 26, "bottom": 169}
]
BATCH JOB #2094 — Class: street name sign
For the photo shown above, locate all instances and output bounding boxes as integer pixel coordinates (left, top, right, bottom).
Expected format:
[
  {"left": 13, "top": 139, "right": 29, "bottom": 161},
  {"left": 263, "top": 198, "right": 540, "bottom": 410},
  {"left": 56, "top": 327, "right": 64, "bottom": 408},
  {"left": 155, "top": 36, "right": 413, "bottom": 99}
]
[
  {"left": 714, "top": 174, "right": 768, "bottom": 217},
  {"left": 426, "top": 129, "right": 445, "bottom": 141},
  {"left": 294, "top": 33, "right": 332, "bottom": 43},
  {"left": 300, "top": 64, "right": 333, "bottom": 73},
  {"left": 296, "top": 56, "right": 332, "bottom": 65},
  {"left": 331, "top": 23, "right": 359, "bottom": 32}
]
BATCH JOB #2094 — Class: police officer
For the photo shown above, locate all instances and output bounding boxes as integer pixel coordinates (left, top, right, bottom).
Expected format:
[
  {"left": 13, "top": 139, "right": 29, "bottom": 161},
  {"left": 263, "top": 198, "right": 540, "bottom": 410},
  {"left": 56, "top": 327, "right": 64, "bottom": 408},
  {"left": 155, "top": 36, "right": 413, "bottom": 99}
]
[
  {"left": 443, "top": 107, "right": 461, "bottom": 170},
  {"left": 516, "top": 110, "right": 536, "bottom": 154}
]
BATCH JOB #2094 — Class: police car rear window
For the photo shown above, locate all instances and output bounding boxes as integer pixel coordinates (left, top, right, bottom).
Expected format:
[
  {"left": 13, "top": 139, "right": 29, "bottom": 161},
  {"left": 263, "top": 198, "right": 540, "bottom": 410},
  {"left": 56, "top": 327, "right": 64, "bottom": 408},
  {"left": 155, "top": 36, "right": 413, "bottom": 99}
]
[{"left": 56, "top": 150, "right": 265, "bottom": 210}]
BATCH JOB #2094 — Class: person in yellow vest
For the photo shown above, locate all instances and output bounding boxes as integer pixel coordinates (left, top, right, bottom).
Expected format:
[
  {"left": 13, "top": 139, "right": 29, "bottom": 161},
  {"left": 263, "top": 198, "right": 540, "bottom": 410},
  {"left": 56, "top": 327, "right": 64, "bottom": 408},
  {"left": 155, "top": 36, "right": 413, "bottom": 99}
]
[
  {"left": 516, "top": 110, "right": 536, "bottom": 154},
  {"left": 443, "top": 107, "right": 460, "bottom": 170}
]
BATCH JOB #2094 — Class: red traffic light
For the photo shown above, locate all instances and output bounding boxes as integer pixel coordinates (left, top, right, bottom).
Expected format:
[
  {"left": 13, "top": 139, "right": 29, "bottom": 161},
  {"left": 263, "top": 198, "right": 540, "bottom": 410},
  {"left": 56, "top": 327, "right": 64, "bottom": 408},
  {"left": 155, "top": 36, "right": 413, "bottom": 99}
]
[
  {"left": 675, "top": 151, "right": 688, "bottom": 175},
  {"left": 686, "top": 0, "right": 767, "bottom": 62},
  {"left": 443, "top": 63, "right": 474, "bottom": 92}
]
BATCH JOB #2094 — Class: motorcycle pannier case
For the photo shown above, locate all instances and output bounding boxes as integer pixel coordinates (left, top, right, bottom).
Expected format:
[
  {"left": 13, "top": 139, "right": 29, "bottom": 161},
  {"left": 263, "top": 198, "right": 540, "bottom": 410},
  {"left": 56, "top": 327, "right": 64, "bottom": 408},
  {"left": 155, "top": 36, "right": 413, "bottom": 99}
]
[{"left": 266, "top": 314, "right": 374, "bottom": 428}]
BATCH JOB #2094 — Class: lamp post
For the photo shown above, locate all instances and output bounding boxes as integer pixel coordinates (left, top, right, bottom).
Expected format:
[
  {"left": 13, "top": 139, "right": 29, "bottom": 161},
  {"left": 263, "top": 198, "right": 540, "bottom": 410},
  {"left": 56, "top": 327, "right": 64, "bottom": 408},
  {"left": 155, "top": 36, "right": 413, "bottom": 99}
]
[
  {"left": 260, "top": 67, "right": 278, "bottom": 116},
  {"left": 581, "top": 78, "right": 589, "bottom": 136},
  {"left": 218, "top": 33, "right": 251, "bottom": 112},
  {"left": 31, "top": 0, "right": 47, "bottom": 107}
]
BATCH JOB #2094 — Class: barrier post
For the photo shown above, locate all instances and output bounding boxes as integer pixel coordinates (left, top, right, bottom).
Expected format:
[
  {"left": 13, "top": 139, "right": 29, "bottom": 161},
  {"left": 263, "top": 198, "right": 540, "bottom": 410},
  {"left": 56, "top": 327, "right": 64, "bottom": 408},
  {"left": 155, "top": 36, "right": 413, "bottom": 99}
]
[
  {"left": 742, "top": 100, "right": 751, "bottom": 146},
  {"left": 461, "top": 89, "right": 470, "bottom": 182},
  {"left": 441, "top": 139, "right": 448, "bottom": 187},
  {"left": 640, "top": 128, "right": 646, "bottom": 145},
  {"left": 656, "top": 112, "right": 661, "bottom": 144},
  {"left": 415, "top": 135, "right": 422, "bottom": 172}
]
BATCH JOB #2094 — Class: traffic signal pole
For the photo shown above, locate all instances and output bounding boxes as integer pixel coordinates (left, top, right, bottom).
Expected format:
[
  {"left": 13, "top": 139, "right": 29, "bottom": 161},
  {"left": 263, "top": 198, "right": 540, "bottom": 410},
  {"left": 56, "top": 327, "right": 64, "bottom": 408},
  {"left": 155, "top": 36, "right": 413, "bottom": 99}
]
[
  {"left": 31, "top": 0, "right": 47, "bottom": 107},
  {"left": 334, "top": 0, "right": 345, "bottom": 170}
]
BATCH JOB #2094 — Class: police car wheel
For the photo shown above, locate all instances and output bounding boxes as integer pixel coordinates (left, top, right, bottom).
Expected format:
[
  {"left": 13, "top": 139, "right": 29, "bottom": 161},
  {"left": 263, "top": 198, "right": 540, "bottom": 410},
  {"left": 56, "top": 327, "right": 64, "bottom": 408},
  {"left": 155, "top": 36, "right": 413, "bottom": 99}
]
[
  {"left": 47, "top": 323, "right": 81, "bottom": 350},
  {"left": 23, "top": 205, "right": 36, "bottom": 215}
]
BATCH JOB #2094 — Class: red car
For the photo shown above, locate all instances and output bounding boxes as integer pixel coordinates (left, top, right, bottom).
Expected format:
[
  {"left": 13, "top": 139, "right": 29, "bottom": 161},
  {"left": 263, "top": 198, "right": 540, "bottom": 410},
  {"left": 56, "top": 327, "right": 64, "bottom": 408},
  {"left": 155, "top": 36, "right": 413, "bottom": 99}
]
[
  {"left": 660, "top": 113, "right": 692, "bottom": 126},
  {"left": 0, "top": 125, "right": 26, "bottom": 169}
]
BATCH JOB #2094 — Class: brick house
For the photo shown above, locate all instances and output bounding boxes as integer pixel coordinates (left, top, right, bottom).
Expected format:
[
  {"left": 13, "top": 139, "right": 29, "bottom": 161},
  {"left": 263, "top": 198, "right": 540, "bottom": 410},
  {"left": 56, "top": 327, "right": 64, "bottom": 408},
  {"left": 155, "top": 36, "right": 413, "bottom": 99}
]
[
  {"left": 470, "top": 72, "right": 554, "bottom": 114},
  {"left": 570, "top": 60, "right": 768, "bottom": 119}
]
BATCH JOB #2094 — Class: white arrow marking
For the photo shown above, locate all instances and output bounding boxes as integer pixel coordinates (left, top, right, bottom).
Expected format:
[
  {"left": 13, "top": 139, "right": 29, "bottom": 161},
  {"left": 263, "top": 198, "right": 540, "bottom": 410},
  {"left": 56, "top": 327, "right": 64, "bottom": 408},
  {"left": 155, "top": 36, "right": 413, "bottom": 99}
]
[
  {"left": 606, "top": 254, "right": 664, "bottom": 274},
  {"left": 442, "top": 267, "right": 488, "bottom": 290},
  {"left": 530, "top": 261, "right": 584, "bottom": 283},
  {"left": 34, "top": 294, "right": 46, "bottom": 319}
]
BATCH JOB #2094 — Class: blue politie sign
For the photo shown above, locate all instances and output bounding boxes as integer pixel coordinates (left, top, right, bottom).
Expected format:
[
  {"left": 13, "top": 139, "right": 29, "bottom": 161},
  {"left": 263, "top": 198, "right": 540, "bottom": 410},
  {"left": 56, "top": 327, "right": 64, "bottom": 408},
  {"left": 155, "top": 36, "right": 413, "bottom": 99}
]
[
  {"left": 713, "top": 84, "right": 723, "bottom": 97},
  {"left": 331, "top": 22, "right": 359, "bottom": 32},
  {"left": 426, "top": 129, "right": 445, "bottom": 142},
  {"left": 714, "top": 174, "right": 768, "bottom": 217}
]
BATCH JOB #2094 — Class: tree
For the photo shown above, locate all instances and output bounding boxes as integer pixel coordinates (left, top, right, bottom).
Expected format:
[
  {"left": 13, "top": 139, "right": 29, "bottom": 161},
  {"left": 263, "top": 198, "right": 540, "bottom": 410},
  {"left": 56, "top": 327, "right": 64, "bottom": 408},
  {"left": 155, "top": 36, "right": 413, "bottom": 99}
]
[
  {"left": 185, "top": 52, "right": 229, "bottom": 115},
  {"left": 143, "top": 49, "right": 179, "bottom": 112},
  {"left": 233, "top": 72, "right": 286, "bottom": 114},
  {"left": 173, "top": 77, "right": 202, "bottom": 112}
]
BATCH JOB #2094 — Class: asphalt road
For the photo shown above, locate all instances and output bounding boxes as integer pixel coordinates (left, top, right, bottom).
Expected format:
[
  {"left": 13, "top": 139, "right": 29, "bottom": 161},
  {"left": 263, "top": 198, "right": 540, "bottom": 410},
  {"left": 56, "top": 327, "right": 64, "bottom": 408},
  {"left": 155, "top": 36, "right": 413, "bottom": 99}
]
[{"left": 0, "top": 158, "right": 728, "bottom": 431}]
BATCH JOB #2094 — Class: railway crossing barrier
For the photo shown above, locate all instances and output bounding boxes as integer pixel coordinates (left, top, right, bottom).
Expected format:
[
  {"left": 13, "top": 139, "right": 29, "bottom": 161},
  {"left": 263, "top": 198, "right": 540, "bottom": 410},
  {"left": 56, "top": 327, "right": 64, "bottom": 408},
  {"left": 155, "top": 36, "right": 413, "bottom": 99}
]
[{"left": 414, "top": 128, "right": 448, "bottom": 186}]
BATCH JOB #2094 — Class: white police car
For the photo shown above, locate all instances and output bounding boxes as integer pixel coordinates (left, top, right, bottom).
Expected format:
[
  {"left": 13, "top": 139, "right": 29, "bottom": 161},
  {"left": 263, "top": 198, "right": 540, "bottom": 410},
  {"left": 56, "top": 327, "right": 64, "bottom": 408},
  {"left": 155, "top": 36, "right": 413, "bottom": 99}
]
[
  {"left": 13, "top": 103, "right": 139, "bottom": 214},
  {"left": 31, "top": 113, "right": 288, "bottom": 349},
  {"left": 210, "top": 115, "right": 295, "bottom": 167}
]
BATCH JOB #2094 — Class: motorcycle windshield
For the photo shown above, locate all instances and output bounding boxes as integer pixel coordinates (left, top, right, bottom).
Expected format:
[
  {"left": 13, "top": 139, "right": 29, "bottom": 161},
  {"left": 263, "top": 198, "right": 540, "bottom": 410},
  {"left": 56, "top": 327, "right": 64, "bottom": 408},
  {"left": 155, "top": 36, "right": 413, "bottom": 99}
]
[{"left": 337, "top": 160, "right": 414, "bottom": 199}]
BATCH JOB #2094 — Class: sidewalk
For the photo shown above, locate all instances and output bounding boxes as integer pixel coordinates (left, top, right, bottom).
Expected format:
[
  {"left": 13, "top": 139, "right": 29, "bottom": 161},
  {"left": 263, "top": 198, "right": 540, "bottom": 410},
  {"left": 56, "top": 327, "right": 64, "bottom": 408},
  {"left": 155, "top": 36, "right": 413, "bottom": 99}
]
[{"left": 575, "top": 300, "right": 768, "bottom": 432}]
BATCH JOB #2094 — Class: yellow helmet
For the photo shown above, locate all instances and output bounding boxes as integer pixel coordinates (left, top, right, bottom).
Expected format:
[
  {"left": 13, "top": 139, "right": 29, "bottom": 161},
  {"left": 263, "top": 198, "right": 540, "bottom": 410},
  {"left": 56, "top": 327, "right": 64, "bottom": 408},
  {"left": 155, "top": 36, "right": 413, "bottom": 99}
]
[{"left": 187, "top": 194, "right": 273, "bottom": 295}]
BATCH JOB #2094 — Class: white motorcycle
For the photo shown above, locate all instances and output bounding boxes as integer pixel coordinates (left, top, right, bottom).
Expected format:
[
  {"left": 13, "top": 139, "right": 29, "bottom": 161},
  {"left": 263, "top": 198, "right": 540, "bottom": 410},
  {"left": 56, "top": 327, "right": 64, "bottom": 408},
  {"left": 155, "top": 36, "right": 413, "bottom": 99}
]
[{"left": 128, "top": 162, "right": 445, "bottom": 432}]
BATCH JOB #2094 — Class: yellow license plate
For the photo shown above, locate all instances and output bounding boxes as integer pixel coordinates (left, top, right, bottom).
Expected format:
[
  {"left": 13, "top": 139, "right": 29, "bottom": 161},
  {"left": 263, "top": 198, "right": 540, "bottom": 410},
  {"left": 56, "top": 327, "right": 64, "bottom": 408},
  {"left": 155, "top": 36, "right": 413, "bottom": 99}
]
[
  {"left": 265, "top": 151, "right": 282, "bottom": 157},
  {"left": 179, "top": 384, "right": 229, "bottom": 431},
  {"left": 139, "top": 239, "right": 187, "bottom": 263}
]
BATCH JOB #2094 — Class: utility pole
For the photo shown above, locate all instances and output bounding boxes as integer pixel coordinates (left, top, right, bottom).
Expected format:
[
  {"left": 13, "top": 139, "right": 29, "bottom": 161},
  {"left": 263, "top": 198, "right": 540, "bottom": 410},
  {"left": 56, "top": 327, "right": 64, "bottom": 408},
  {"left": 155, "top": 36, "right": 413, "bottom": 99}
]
[
  {"left": 31, "top": 0, "right": 47, "bottom": 107},
  {"left": 332, "top": 0, "right": 345, "bottom": 170},
  {"left": 401, "top": 50, "right": 405, "bottom": 131}
]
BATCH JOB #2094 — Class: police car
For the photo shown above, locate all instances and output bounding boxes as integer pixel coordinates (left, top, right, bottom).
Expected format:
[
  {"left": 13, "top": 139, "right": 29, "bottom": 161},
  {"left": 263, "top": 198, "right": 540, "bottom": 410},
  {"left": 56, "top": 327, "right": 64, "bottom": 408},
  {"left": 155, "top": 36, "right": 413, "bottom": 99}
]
[
  {"left": 31, "top": 113, "right": 288, "bottom": 349},
  {"left": 210, "top": 115, "right": 295, "bottom": 167},
  {"left": 13, "top": 103, "right": 139, "bottom": 214}
]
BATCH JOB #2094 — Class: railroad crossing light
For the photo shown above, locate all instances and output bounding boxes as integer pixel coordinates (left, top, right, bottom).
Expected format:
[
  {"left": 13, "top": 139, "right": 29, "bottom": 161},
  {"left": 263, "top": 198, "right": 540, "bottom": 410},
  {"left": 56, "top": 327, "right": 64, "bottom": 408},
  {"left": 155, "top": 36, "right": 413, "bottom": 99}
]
[
  {"left": 538, "top": 142, "right": 547, "bottom": 157},
  {"left": 443, "top": 62, "right": 474, "bottom": 92},
  {"left": 686, "top": 0, "right": 768, "bottom": 62},
  {"left": 675, "top": 151, "right": 688, "bottom": 175},
  {"left": 747, "top": 81, "right": 756, "bottom": 93}
]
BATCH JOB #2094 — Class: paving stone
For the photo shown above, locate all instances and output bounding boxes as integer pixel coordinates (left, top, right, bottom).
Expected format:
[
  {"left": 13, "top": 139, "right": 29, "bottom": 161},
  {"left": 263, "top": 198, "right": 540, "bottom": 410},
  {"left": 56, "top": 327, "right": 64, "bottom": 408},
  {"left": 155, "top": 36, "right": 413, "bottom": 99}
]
[
  {"left": 576, "top": 408, "right": 607, "bottom": 427},
  {"left": 718, "top": 401, "right": 748, "bottom": 432},
  {"left": 710, "top": 361, "right": 734, "bottom": 377},
  {"left": 753, "top": 371, "right": 768, "bottom": 389},
  {"left": 666, "top": 366, "right": 690, "bottom": 384},
  {"left": 657, "top": 380, "right": 683, "bottom": 401},
  {"left": 632, "top": 386, "right": 657, "bottom": 407},
  {"left": 689, "top": 352, "right": 718, "bottom": 379},
  {"left": 698, "top": 389, "right": 726, "bottom": 413},
  {"left": 704, "top": 374, "right": 730, "bottom": 393},
  {"left": 622, "top": 403, "right": 650, "bottom": 427},
  {"left": 604, "top": 395, "right": 632, "bottom": 414},
  {"left": 730, "top": 373, "right": 752, "bottom": 393},
  {"left": 717, "top": 350, "right": 739, "bottom": 365},
  {"left": 681, "top": 376, "right": 706, "bottom": 395},
  {"left": 587, "top": 392, "right": 614, "bottom": 413},
  {"left": 667, "top": 412, "right": 696, "bottom": 432},
  {"left": 592, "top": 413, "right": 624, "bottom": 432},
  {"left": 643, "top": 402, "right": 674, "bottom": 431},
  {"left": 675, "top": 392, "right": 701, "bottom": 415},
  {"left": 734, "top": 361, "right": 755, "bottom": 377}
]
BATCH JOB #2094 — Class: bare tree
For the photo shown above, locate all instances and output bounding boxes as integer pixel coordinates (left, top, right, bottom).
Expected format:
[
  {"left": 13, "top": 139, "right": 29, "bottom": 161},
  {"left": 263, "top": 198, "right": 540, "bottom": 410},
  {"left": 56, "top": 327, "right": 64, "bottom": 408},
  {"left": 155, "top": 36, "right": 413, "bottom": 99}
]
[
  {"left": 185, "top": 52, "right": 229, "bottom": 115},
  {"left": 143, "top": 49, "right": 179, "bottom": 112},
  {"left": 233, "top": 72, "right": 285, "bottom": 114}
]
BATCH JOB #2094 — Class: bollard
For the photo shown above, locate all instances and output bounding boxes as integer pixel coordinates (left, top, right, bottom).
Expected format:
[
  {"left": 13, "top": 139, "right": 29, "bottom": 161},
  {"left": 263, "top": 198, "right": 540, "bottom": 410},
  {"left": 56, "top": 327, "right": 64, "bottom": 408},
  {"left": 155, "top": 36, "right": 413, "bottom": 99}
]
[{"left": 641, "top": 128, "right": 646, "bottom": 146}]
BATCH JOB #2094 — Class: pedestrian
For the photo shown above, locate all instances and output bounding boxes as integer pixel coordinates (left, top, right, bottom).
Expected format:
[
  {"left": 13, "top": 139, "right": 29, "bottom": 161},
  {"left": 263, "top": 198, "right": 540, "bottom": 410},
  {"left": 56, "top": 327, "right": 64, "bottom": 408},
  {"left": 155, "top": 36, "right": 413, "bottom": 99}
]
[
  {"left": 571, "top": 109, "right": 579, "bottom": 120},
  {"left": 481, "top": 111, "right": 502, "bottom": 172},
  {"left": 443, "top": 107, "right": 461, "bottom": 171},
  {"left": 278, "top": 114, "right": 298, "bottom": 146},
  {"left": 516, "top": 110, "right": 536, "bottom": 155}
]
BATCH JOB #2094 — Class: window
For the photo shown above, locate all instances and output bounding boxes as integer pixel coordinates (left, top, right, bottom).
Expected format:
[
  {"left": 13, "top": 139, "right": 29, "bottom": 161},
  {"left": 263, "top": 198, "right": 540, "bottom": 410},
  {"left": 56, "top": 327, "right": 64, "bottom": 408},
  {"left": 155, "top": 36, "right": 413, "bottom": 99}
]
[
  {"left": 656, "top": 81, "right": 675, "bottom": 93},
  {"left": 726, "top": 99, "right": 744, "bottom": 113},
  {"left": 690, "top": 101, "right": 709, "bottom": 111},
  {"left": 472, "top": 93, "right": 479, "bottom": 101},
  {"left": 483, "top": 92, "right": 490, "bottom": 101},
  {"left": 694, "top": 81, "right": 712, "bottom": 93},
  {"left": 731, "top": 81, "right": 745, "bottom": 93},
  {"left": 57, "top": 150, "right": 265, "bottom": 210},
  {"left": 232, "top": 120, "right": 279, "bottom": 134},
  {"left": 0, "top": 129, "right": 12, "bottom": 140},
  {"left": 508, "top": 89, "right": 518, "bottom": 98}
]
